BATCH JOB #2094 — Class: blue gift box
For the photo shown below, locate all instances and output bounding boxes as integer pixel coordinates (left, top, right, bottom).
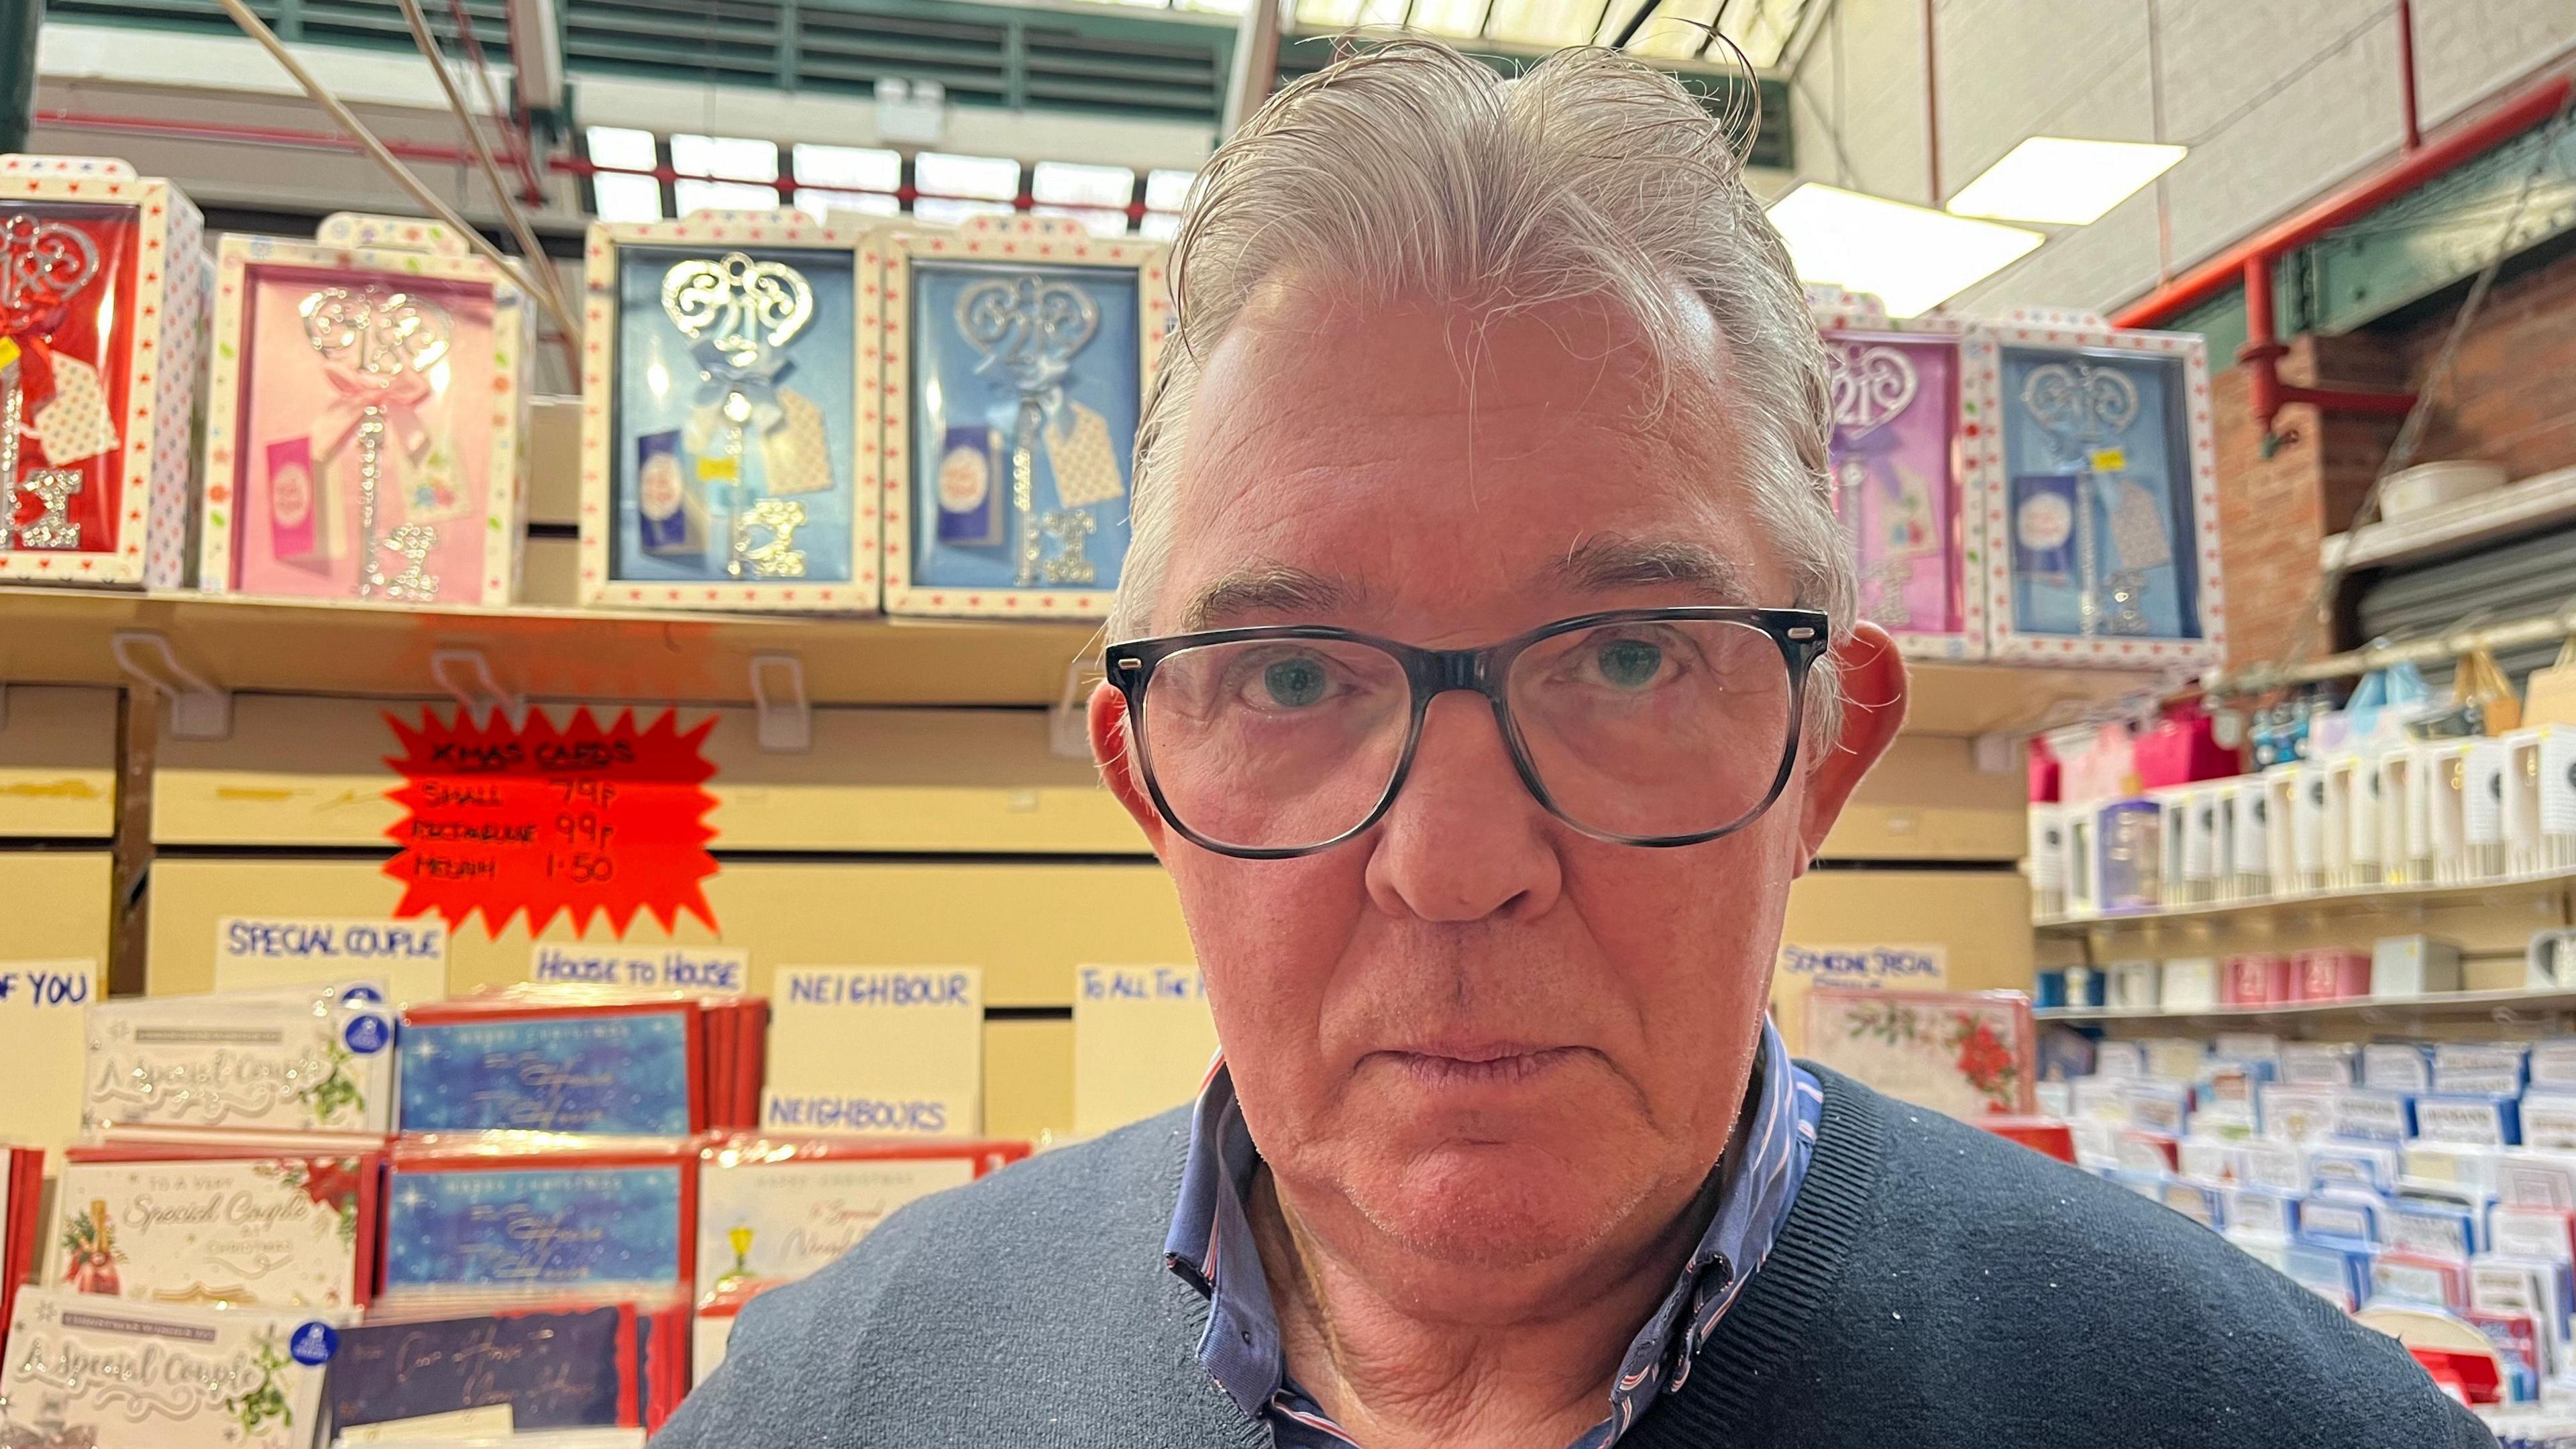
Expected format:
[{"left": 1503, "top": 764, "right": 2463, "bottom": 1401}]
[
  {"left": 608, "top": 243, "right": 863, "bottom": 588},
  {"left": 1998, "top": 345, "right": 2204, "bottom": 643}
]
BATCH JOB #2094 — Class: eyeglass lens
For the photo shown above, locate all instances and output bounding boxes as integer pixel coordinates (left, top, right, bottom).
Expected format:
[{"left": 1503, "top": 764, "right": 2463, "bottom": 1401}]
[{"left": 1136, "top": 619, "right": 1793, "bottom": 853}]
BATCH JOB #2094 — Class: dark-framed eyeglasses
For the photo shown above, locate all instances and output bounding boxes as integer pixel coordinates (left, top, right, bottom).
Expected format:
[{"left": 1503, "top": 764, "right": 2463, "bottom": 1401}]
[{"left": 1102, "top": 606, "right": 1831, "bottom": 860}]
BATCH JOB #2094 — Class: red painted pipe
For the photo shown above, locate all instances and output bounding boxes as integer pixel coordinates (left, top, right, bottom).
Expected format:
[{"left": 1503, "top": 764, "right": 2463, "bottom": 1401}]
[
  {"left": 2396, "top": 0, "right": 2422, "bottom": 152},
  {"left": 2239, "top": 253, "right": 2414, "bottom": 434},
  {"left": 2112, "top": 68, "right": 2573, "bottom": 329}
]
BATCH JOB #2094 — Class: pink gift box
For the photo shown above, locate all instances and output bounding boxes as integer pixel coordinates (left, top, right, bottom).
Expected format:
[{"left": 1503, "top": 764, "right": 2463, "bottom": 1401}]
[
  {"left": 2222, "top": 953, "right": 2292, "bottom": 1007},
  {"left": 201, "top": 217, "right": 527, "bottom": 605},
  {"left": 2290, "top": 949, "right": 2373, "bottom": 1002}
]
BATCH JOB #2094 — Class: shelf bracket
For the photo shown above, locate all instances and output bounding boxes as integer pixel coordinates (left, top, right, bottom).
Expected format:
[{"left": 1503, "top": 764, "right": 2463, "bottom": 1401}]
[
  {"left": 110, "top": 630, "right": 232, "bottom": 740},
  {"left": 749, "top": 654, "right": 810, "bottom": 753},
  {"left": 429, "top": 649, "right": 527, "bottom": 731},
  {"left": 1972, "top": 732, "right": 2019, "bottom": 773}
]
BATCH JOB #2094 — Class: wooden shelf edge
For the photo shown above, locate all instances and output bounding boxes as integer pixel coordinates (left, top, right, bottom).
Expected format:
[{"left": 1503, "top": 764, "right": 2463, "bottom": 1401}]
[
  {"left": 2036, "top": 869, "right": 2576, "bottom": 934},
  {"left": 2038, "top": 984, "right": 2576, "bottom": 1024}
]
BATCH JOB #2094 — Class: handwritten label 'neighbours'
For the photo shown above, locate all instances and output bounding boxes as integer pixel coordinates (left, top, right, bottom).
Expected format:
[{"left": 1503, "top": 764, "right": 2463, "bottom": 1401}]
[{"left": 763, "top": 967, "right": 984, "bottom": 1138}]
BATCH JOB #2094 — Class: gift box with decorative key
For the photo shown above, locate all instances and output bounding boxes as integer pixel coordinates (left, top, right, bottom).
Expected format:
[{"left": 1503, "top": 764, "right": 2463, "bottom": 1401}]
[
  {"left": 1984, "top": 307, "right": 2223, "bottom": 668},
  {"left": 199, "top": 213, "right": 530, "bottom": 605},
  {"left": 1809, "top": 286, "right": 1994, "bottom": 661},
  {"left": 874, "top": 215, "right": 1171, "bottom": 619},
  {"left": 580, "top": 209, "right": 875, "bottom": 612},
  {"left": 0, "top": 154, "right": 208, "bottom": 588}
]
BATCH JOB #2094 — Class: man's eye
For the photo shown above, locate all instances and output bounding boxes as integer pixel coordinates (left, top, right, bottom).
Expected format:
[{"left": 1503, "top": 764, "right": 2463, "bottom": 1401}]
[
  {"left": 1592, "top": 639, "right": 1666, "bottom": 690},
  {"left": 1259, "top": 656, "right": 1332, "bottom": 708}
]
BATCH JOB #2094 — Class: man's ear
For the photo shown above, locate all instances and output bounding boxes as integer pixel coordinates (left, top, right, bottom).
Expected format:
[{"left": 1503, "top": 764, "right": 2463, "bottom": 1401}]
[
  {"left": 1795, "top": 622, "right": 1907, "bottom": 869},
  {"left": 1090, "top": 680, "right": 1169, "bottom": 857}
]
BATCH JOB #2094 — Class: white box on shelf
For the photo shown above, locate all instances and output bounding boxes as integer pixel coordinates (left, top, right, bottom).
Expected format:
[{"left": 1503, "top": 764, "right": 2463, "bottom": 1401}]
[
  {"left": 2224, "top": 777, "right": 2273, "bottom": 903},
  {"left": 2374, "top": 935, "right": 2465, "bottom": 999},
  {"left": 2109, "top": 959, "right": 2161, "bottom": 1009},
  {"left": 2529, "top": 928, "right": 2576, "bottom": 989},
  {"left": 2028, "top": 802, "right": 2068, "bottom": 919},
  {"left": 2183, "top": 781, "right": 2229, "bottom": 902},
  {"left": 2339, "top": 753, "right": 2385, "bottom": 886},
  {"left": 2267, "top": 763, "right": 2312, "bottom": 895},
  {"left": 2315, "top": 756, "right": 2360, "bottom": 889},
  {"left": 2463, "top": 736, "right": 2509, "bottom": 883},
  {"left": 2383, "top": 744, "right": 2436, "bottom": 887},
  {"left": 2161, "top": 957, "right": 2219, "bottom": 1011},
  {"left": 2506, "top": 724, "right": 2576, "bottom": 877},
  {"left": 2289, "top": 759, "right": 2349, "bottom": 892},
  {"left": 2155, "top": 789, "right": 2194, "bottom": 908},
  {"left": 2063, "top": 807, "right": 2100, "bottom": 919}
]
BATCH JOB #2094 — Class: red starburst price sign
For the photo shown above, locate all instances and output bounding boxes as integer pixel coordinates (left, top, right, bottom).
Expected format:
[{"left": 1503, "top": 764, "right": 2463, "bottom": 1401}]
[{"left": 382, "top": 708, "right": 720, "bottom": 936}]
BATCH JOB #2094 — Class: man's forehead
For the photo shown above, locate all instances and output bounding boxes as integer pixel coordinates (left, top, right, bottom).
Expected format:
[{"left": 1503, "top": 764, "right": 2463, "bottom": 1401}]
[{"left": 1177, "top": 537, "right": 1762, "bottom": 633}]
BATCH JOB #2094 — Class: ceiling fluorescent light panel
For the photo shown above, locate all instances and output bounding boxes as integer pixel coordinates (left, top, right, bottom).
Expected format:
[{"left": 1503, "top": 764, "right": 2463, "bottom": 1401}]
[
  {"left": 1947, "top": 137, "right": 2187, "bottom": 226},
  {"left": 1764, "top": 183, "right": 2043, "bottom": 317}
]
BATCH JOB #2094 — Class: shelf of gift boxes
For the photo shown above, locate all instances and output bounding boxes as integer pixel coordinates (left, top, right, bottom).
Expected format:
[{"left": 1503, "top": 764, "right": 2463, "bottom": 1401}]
[
  {"left": 2037, "top": 983, "right": 2576, "bottom": 1026},
  {"left": 2034, "top": 865, "right": 2576, "bottom": 935}
]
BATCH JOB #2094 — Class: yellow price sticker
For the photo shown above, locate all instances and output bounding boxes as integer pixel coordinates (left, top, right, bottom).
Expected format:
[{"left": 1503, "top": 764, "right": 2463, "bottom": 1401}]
[
  {"left": 2087, "top": 446, "right": 2129, "bottom": 473},
  {"left": 0, "top": 338, "right": 19, "bottom": 370},
  {"left": 694, "top": 457, "right": 741, "bottom": 482}
]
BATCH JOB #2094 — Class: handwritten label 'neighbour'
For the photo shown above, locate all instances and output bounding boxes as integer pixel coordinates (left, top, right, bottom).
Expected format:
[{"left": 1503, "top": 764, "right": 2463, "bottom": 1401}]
[{"left": 763, "top": 967, "right": 984, "bottom": 1138}]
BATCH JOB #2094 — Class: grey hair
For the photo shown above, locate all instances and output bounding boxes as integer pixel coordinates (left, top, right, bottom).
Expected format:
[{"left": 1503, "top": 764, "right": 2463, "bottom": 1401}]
[{"left": 1107, "top": 40, "right": 1854, "bottom": 737}]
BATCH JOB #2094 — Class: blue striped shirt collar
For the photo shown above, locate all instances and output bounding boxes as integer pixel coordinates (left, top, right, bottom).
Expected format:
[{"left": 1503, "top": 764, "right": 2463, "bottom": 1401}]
[{"left": 1163, "top": 1018, "right": 1820, "bottom": 1445}]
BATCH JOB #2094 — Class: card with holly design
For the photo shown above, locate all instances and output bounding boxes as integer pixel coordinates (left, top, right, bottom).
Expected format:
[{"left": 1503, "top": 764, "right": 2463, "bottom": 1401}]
[
  {"left": 0, "top": 1288, "right": 342, "bottom": 1449},
  {"left": 1800, "top": 987, "right": 2036, "bottom": 1119},
  {"left": 45, "top": 1153, "right": 378, "bottom": 1311}
]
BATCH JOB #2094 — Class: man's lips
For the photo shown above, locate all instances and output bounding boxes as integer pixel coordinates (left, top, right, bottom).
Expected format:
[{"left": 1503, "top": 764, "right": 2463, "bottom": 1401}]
[{"left": 1370, "top": 1042, "right": 1587, "bottom": 1086}]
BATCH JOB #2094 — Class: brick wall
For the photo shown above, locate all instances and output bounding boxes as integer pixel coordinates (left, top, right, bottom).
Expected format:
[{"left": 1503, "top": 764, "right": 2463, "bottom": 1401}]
[
  {"left": 2398, "top": 245, "right": 2576, "bottom": 482},
  {"left": 2206, "top": 245, "right": 2576, "bottom": 669}
]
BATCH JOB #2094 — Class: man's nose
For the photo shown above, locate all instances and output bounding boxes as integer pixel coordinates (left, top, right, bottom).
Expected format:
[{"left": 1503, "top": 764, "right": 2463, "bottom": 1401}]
[{"left": 1362, "top": 691, "right": 1564, "bottom": 922}]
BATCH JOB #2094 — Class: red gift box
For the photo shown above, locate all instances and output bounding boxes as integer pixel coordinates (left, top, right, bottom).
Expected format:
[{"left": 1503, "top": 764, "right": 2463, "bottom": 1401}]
[
  {"left": 0, "top": 155, "right": 207, "bottom": 586},
  {"left": 2221, "top": 953, "right": 2292, "bottom": 1007},
  {"left": 2291, "top": 949, "right": 2373, "bottom": 1003}
]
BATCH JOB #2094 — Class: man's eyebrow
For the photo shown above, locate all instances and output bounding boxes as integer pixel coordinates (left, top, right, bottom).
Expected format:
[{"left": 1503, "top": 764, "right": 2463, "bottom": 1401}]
[
  {"left": 1552, "top": 537, "right": 1759, "bottom": 602},
  {"left": 1179, "top": 566, "right": 1362, "bottom": 632}
]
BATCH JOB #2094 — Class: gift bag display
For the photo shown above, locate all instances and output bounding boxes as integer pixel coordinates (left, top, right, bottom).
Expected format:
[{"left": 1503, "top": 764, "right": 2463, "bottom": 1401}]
[
  {"left": 201, "top": 215, "right": 529, "bottom": 604},
  {"left": 2526, "top": 637, "right": 2576, "bottom": 729},
  {"left": 0, "top": 154, "right": 209, "bottom": 587},
  {"left": 1985, "top": 309, "right": 2222, "bottom": 667},
  {"left": 877, "top": 215, "right": 1171, "bottom": 619},
  {"left": 1816, "top": 312, "right": 1992, "bottom": 660},
  {"left": 582, "top": 211, "right": 875, "bottom": 612}
]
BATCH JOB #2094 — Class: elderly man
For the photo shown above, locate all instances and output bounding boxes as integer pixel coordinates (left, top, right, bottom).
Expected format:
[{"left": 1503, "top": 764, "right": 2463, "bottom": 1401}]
[{"left": 659, "top": 41, "right": 2487, "bottom": 1449}]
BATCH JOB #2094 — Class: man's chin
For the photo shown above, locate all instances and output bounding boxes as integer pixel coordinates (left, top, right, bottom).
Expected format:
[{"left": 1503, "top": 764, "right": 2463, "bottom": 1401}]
[{"left": 1342, "top": 1138, "right": 1645, "bottom": 1272}]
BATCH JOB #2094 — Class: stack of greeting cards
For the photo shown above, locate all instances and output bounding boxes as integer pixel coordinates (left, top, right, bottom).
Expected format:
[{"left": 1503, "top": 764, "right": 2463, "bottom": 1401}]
[
  {"left": 396, "top": 986, "right": 768, "bottom": 1137},
  {"left": 362, "top": 1135, "right": 697, "bottom": 1430},
  {"left": 1, "top": 1145, "right": 39, "bottom": 1337},
  {"left": 7, "top": 981, "right": 400, "bottom": 1446},
  {"left": 688, "top": 1136, "right": 1028, "bottom": 1384},
  {"left": 82, "top": 981, "right": 399, "bottom": 1145},
  {"left": 0, "top": 1289, "right": 345, "bottom": 1449}
]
